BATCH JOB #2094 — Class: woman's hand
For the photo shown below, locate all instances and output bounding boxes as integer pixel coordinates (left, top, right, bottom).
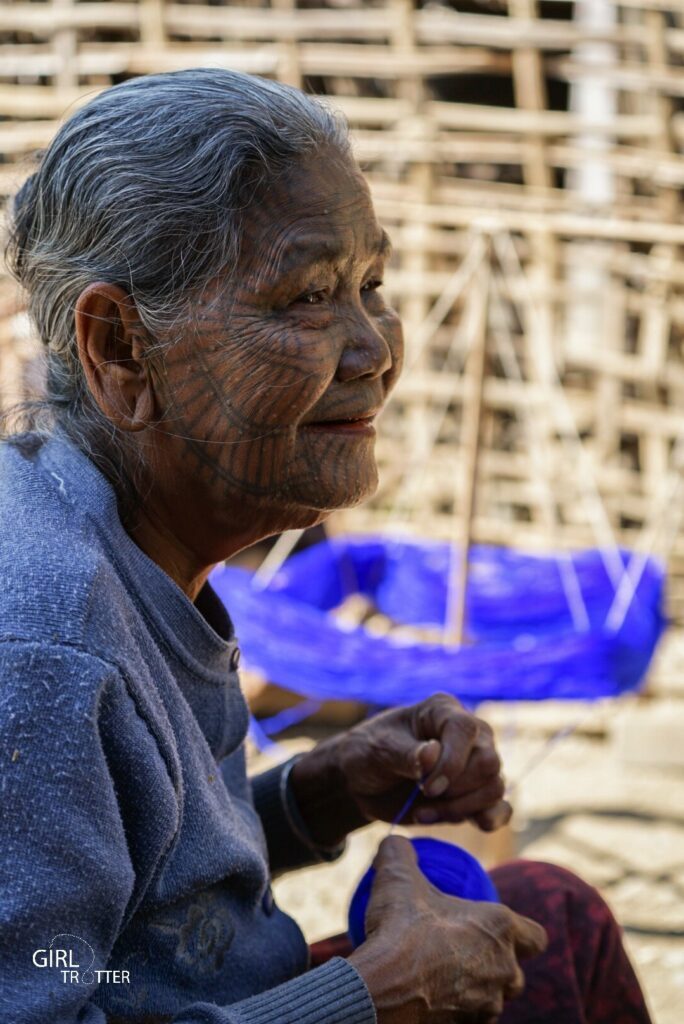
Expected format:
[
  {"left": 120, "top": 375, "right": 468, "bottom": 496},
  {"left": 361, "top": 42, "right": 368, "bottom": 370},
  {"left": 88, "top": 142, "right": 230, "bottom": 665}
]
[
  {"left": 290, "top": 694, "right": 510, "bottom": 847},
  {"left": 349, "top": 836, "right": 547, "bottom": 1024}
]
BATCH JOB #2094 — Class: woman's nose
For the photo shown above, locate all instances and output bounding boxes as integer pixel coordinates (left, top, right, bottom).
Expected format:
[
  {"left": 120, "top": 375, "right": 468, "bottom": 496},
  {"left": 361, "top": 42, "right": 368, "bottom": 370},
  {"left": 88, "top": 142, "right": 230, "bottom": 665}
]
[{"left": 335, "top": 313, "right": 394, "bottom": 383}]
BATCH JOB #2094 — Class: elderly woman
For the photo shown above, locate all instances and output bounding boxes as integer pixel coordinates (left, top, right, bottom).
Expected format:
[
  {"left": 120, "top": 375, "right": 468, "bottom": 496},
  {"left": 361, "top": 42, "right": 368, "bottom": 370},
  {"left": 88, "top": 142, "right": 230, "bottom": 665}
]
[{"left": 1, "top": 70, "right": 651, "bottom": 1024}]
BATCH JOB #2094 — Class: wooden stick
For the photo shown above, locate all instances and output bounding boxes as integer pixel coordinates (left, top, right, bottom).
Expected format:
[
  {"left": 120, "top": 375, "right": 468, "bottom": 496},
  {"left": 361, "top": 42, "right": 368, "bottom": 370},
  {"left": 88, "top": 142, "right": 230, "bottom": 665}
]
[{"left": 444, "top": 255, "right": 490, "bottom": 647}]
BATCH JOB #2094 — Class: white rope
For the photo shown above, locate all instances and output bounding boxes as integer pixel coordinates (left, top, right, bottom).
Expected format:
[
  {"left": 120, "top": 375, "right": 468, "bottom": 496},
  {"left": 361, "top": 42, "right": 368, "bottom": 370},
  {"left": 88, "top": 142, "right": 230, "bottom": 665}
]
[
  {"left": 605, "top": 441, "right": 684, "bottom": 632},
  {"left": 402, "top": 232, "right": 488, "bottom": 374},
  {"left": 489, "top": 271, "right": 591, "bottom": 632},
  {"left": 492, "top": 230, "right": 625, "bottom": 589},
  {"left": 505, "top": 698, "right": 609, "bottom": 799}
]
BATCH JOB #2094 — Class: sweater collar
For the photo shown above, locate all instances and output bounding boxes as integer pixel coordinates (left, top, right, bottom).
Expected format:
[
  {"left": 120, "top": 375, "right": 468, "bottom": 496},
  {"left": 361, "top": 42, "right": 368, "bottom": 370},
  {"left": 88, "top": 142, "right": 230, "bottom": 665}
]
[{"left": 38, "top": 432, "right": 237, "bottom": 683}]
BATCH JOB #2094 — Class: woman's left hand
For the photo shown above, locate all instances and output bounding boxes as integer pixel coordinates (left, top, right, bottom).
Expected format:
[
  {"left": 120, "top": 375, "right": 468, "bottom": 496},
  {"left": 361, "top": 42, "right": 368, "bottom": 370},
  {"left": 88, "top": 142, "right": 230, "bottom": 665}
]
[{"left": 289, "top": 693, "right": 511, "bottom": 848}]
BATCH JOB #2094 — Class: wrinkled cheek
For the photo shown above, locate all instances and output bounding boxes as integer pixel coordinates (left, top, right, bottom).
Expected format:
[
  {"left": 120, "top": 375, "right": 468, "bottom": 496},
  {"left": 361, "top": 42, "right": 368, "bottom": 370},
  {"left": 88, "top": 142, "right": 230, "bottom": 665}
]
[
  {"left": 245, "top": 375, "right": 327, "bottom": 427},
  {"left": 170, "top": 391, "right": 296, "bottom": 497},
  {"left": 202, "top": 332, "right": 332, "bottom": 429},
  {"left": 238, "top": 429, "right": 295, "bottom": 493},
  {"left": 384, "top": 314, "right": 405, "bottom": 389}
]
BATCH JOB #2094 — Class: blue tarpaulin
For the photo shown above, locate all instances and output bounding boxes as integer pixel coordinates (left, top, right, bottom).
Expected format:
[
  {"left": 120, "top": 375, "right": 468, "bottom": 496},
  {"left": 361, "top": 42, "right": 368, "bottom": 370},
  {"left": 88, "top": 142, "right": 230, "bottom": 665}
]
[{"left": 210, "top": 538, "right": 666, "bottom": 706}]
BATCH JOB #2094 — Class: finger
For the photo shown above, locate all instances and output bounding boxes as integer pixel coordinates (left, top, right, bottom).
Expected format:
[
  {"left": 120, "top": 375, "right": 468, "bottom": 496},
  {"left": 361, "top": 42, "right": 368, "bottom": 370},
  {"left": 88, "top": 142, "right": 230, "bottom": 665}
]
[
  {"left": 365, "top": 836, "right": 422, "bottom": 931},
  {"left": 503, "top": 962, "right": 525, "bottom": 1002},
  {"left": 450, "top": 726, "right": 502, "bottom": 795},
  {"left": 430, "top": 741, "right": 502, "bottom": 802},
  {"left": 510, "top": 912, "right": 548, "bottom": 959},
  {"left": 414, "top": 694, "right": 479, "bottom": 795},
  {"left": 381, "top": 732, "right": 442, "bottom": 784},
  {"left": 425, "top": 717, "right": 489, "bottom": 796},
  {"left": 471, "top": 996, "right": 504, "bottom": 1022},
  {"left": 417, "top": 737, "right": 441, "bottom": 780},
  {"left": 470, "top": 799, "right": 513, "bottom": 832},
  {"left": 371, "top": 834, "right": 419, "bottom": 881},
  {"left": 413, "top": 776, "right": 506, "bottom": 824}
]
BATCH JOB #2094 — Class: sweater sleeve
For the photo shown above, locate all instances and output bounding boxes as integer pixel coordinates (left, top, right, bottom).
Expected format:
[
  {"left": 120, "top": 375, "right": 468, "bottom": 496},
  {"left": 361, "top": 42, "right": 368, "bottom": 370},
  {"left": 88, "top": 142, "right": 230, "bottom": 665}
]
[
  {"left": 171, "top": 958, "right": 376, "bottom": 1024},
  {"left": 0, "top": 640, "right": 374, "bottom": 1024},
  {"left": 0, "top": 640, "right": 139, "bottom": 1022},
  {"left": 250, "top": 756, "right": 345, "bottom": 874}
]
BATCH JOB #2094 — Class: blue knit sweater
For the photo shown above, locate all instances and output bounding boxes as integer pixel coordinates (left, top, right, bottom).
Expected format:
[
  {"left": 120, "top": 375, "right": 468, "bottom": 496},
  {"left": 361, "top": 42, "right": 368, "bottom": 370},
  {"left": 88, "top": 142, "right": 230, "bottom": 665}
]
[{"left": 0, "top": 433, "right": 375, "bottom": 1024}]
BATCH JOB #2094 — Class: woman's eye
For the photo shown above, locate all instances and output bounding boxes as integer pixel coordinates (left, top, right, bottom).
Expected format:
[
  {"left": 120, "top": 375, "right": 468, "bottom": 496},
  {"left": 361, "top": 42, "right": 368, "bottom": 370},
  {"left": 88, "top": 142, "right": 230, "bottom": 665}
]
[
  {"left": 294, "top": 290, "right": 328, "bottom": 306},
  {"left": 362, "top": 279, "right": 383, "bottom": 294}
]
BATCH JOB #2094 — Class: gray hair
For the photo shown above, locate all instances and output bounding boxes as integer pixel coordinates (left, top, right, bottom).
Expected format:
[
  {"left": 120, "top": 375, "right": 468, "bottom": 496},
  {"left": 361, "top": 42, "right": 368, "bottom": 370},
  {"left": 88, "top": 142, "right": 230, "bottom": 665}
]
[{"left": 4, "top": 68, "right": 350, "bottom": 511}]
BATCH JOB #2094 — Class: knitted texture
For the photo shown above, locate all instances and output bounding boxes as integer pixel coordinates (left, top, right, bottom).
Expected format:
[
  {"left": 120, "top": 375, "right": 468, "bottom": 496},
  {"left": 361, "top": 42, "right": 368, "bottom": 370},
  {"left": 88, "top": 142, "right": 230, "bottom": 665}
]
[
  {"left": 252, "top": 758, "right": 345, "bottom": 876},
  {"left": 0, "top": 434, "right": 374, "bottom": 1024}
]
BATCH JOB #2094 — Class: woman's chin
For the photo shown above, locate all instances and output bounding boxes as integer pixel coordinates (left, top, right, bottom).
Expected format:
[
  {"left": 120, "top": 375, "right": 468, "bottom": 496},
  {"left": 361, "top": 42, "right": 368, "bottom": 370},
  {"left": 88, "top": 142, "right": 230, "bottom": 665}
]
[
  {"left": 289, "top": 465, "right": 379, "bottom": 516},
  {"left": 327, "top": 461, "right": 379, "bottom": 510}
]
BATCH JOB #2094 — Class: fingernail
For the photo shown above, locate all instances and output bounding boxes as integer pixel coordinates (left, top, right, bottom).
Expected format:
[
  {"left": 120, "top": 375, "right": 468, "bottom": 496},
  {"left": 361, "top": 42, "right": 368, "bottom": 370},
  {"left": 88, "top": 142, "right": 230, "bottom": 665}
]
[
  {"left": 416, "top": 739, "right": 439, "bottom": 774},
  {"left": 415, "top": 742, "right": 429, "bottom": 775},
  {"left": 426, "top": 775, "right": 449, "bottom": 797},
  {"left": 415, "top": 807, "right": 440, "bottom": 824}
]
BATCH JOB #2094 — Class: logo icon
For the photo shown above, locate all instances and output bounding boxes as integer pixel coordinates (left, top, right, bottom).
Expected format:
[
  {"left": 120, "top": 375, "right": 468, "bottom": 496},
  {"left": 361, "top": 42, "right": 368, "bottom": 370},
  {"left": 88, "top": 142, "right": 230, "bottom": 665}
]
[{"left": 32, "top": 934, "right": 129, "bottom": 985}]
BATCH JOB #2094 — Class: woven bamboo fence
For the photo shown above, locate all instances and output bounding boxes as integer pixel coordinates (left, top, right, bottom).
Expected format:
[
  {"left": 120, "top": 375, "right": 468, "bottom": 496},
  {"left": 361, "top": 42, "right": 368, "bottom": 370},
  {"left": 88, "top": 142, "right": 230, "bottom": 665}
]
[{"left": 3, "top": 1, "right": 684, "bottom": 617}]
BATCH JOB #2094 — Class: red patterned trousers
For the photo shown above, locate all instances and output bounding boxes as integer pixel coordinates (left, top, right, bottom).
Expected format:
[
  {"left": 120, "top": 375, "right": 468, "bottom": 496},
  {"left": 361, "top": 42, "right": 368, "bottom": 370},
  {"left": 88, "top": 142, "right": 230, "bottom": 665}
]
[{"left": 309, "top": 860, "right": 652, "bottom": 1024}]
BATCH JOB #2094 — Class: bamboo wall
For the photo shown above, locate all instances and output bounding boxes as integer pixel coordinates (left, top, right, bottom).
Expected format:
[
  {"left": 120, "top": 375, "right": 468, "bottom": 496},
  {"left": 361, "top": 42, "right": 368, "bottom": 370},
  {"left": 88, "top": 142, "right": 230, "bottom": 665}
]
[{"left": 3, "top": 1, "right": 684, "bottom": 615}]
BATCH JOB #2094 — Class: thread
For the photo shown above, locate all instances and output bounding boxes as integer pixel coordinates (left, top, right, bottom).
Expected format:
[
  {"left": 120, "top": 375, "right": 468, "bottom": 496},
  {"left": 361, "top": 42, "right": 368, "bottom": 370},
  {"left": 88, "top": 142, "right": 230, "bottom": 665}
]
[
  {"left": 348, "top": 837, "right": 499, "bottom": 947},
  {"left": 389, "top": 782, "right": 423, "bottom": 834}
]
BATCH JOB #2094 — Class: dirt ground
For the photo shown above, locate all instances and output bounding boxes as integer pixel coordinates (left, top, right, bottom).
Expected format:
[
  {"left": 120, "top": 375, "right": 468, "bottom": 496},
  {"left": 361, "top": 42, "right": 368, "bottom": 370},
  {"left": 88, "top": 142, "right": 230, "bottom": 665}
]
[{"left": 249, "top": 628, "right": 684, "bottom": 1024}]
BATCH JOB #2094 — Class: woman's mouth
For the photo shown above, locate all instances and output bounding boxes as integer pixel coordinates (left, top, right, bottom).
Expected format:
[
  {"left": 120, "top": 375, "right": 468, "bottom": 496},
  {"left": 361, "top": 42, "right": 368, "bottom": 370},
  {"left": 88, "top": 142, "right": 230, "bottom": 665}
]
[{"left": 303, "top": 415, "right": 377, "bottom": 436}]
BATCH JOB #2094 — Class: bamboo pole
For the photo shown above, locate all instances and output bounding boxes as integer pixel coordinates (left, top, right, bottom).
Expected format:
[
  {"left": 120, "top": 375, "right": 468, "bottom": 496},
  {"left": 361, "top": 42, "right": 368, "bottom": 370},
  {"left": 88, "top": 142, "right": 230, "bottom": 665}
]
[{"left": 444, "top": 255, "right": 491, "bottom": 647}]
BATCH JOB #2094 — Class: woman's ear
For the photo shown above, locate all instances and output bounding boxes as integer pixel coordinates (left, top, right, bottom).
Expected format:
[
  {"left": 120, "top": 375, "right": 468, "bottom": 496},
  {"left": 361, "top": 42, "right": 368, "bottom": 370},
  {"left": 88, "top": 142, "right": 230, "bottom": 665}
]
[{"left": 74, "top": 282, "right": 158, "bottom": 432}]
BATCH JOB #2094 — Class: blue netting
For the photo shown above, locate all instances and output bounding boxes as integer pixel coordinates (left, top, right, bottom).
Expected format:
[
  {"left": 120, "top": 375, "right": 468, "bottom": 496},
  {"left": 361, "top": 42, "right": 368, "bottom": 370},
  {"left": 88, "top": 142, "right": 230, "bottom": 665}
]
[{"left": 210, "top": 537, "right": 666, "bottom": 705}]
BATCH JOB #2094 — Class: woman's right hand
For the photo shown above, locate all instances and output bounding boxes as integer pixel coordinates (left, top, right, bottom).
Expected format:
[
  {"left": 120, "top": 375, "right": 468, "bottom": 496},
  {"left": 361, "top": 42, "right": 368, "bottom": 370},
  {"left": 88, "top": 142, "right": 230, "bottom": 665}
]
[{"left": 348, "top": 836, "right": 548, "bottom": 1024}]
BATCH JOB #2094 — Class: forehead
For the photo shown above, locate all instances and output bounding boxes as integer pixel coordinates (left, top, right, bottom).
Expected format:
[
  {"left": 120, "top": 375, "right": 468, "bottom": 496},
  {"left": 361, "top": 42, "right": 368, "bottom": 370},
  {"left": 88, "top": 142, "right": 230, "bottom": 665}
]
[
  {"left": 272, "top": 226, "right": 392, "bottom": 269},
  {"left": 241, "top": 153, "right": 389, "bottom": 279}
]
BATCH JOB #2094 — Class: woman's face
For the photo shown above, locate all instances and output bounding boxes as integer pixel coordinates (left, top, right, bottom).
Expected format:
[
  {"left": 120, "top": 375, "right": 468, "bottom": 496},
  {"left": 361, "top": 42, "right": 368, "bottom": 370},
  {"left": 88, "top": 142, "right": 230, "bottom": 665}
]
[{"left": 153, "top": 151, "right": 403, "bottom": 541}]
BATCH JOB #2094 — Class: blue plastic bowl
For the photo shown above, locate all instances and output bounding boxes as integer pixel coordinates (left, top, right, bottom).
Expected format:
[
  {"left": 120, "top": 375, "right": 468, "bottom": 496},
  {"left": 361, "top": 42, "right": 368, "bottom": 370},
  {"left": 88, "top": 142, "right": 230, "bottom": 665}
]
[{"left": 348, "top": 836, "right": 499, "bottom": 948}]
